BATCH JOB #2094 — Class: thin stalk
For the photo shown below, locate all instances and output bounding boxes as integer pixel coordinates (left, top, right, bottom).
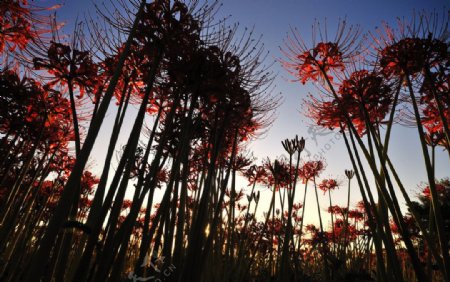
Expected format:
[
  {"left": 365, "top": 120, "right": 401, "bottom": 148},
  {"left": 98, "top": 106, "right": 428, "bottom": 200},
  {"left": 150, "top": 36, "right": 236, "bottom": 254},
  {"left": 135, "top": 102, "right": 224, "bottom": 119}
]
[{"left": 25, "top": 1, "right": 148, "bottom": 280}]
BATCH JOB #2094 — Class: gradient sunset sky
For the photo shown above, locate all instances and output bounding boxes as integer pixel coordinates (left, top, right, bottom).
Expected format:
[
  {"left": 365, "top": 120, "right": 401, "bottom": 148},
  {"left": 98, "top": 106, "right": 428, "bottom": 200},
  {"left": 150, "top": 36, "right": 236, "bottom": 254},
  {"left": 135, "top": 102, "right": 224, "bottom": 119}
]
[{"left": 45, "top": 0, "right": 449, "bottom": 224}]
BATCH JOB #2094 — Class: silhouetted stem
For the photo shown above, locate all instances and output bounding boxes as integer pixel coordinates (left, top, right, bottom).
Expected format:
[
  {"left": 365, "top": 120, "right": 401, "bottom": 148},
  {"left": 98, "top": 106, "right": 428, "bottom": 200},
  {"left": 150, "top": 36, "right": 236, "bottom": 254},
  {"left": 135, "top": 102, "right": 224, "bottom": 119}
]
[{"left": 24, "top": 2, "right": 147, "bottom": 280}]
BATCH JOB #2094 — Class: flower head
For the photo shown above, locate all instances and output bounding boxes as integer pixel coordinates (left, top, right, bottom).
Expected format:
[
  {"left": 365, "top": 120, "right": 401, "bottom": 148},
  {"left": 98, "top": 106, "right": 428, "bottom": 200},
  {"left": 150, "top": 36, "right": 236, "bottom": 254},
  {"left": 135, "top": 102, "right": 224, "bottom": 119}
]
[
  {"left": 318, "top": 178, "right": 339, "bottom": 194},
  {"left": 281, "top": 20, "right": 361, "bottom": 85},
  {"left": 299, "top": 160, "right": 325, "bottom": 182},
  {"left": 380, "top": 37, "right": 447, "bottom": 78}
]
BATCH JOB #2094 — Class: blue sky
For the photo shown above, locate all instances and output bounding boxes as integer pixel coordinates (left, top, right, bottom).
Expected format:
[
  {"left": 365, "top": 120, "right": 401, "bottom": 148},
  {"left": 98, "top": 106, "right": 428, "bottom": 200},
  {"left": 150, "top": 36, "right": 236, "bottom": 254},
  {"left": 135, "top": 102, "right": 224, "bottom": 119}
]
[
  {"left": 41, "top": 0, "right": 449, "bottom": 224},
  {"left": 214, "top": 0, "right": 449, "bottom": 212}
]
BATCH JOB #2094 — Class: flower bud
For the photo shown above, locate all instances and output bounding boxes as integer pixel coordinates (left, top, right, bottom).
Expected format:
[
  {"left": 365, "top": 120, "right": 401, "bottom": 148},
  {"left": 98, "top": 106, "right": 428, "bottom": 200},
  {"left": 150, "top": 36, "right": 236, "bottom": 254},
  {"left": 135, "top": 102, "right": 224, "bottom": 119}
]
[
  {"left": 345, "top": 169, "right": 355, "bottom": 179},
  {"left": 282, "top": 139, "right": 296, "bottom": 155}
]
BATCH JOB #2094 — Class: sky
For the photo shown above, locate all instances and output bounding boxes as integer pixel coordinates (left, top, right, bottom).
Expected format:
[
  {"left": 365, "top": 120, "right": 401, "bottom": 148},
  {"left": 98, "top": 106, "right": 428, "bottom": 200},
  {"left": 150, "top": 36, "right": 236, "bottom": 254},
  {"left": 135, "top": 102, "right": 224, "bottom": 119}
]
[
  {"left": 214, "top": 0, "right": 449, "bottom": 224},
  {"left": 40, "top": 0, "right": 449, "bottom": 226}
]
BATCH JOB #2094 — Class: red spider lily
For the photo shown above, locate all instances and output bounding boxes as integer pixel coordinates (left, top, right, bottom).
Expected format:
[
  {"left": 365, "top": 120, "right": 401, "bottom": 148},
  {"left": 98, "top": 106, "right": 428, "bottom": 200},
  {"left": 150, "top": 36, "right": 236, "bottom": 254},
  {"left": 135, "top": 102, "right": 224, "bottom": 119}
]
[
  {"left": 36, "top": 179, "right": 64, "bottom": 211},
  {"left": 0, "top": 70, "right": 73, "bottom": 149},
  {"left": 231, "top": 153, "right": 254, "bottom": 172},
  {"left": 0, "top": 70, "right": 46, "bottom": 133},
  {"left": 304, "top": 224, "right": 328, "bottom": 247},
  {"left": 238, "top": 114, "right": 261, "bottom": 142},
  {"left": 379, "top": 37, "right": 447, "bottom": 78},
  {"left": 299, "top": 160, "right": 325, "bottom": 182},
  {"left": 0, "top": 1, "right": 59, "bottom": 56},
  {"left": 80, "top": 171, "right": 99, "bottom": 196},
  {"left": 390, "top": 215, "right": 420, "bottom": 243},
  {"left": 121, "top": 200, "right": 133, "bottom": 211},
  {"left": 306, "top": 70, "right": 393, "bottom": 135},
  {"left": 32, "top": 90, "right": 73, "bottom": 152},
  {"left": 329, "top": 218, "right": 357, "bottom": 242},
  {"left": 318, "top": 178, "right": 339, "bottom": 194},
  {"left": 420, "top": 71, "right": 450, "bottom": 139},
  {"left": 78, "top": 197, "right": 92, "bottom": 212},
  {"left": 243, "top": 164, "right": 269, "bottom": 186},
  {"left": 421, "top": 102, "right": 448, "bottom": 134},
  {"left": 35, "top": 180, "right": 55, "bottom": 198},
  {"left": 355, "top": 200, "right": 366, "bottom": 212},
  {"left": 155, "top": 168, "right": 168, "bottom": 188},
  {"left": 292, "top": 213, "right": 302, "bottom": 223},
  {"left": 267, "top": 218, "right": 284, "bottom": 235},
  {"left": 295, "top": 42, "right": 345, "bottom": 84},
  {"left": 135, "top": 1, "right": 200, "bottom": 56},
  {"left": 304, "top": 95, "right": 346, "bottom": 132},
  {"left": 420, "top": 71, "right": 450, "bottom": 103},
  {"left": 128, "top": 147, "right": 148, "bottom": 179},
  {"left": 100, "top": 44, "right": 151, "bottom": 105},
  {"left": 292, "top": 203, "right": 303, "bottom": 211},
  {"left": 339, "top": 70, "right": 393, "bottom": 130},
  {"left": 327, "top": 205, "right": 347, "bottom": 217},
  {"left": 281, "top": 20, "right": 361, "bottom": 89},
  {"left": 76, "top": 170, "right": 99, "bottom": 217},
  {"left": 33, "top": 41, "right": 99, "bottom": 98},
  {"left": 0, "top": 0, "right": 34, "bottom": 52},
  {"left": 425, "top": 130, "right": 449, "bottom": 150},
  {"left": 49, "top": 153, "right": 74, "bottom": 175},
  {"left": 419, "top": 97, "right": 450, "bottom": 137},
  {"left": 191, "top": 46, "right": 263, "bottom": 145},
  {"left": 348, "top": 209, "right": 364, "bottom": 221},
  {"left": 421, "top": 183, "right": 447, "bottom": 200},
  {"left": 264, "top": 158, "right": 295, "bottom": 189}
]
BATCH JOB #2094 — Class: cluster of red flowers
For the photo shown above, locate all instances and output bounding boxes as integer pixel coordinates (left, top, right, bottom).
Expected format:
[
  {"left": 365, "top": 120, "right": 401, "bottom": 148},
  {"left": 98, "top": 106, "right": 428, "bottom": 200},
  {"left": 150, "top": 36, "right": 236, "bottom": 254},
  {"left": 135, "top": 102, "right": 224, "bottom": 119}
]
[
  {"left": 33, "top": 42, "right": 99, "bottom": 98},
  {"left": 318, "top": 178, "right": 339, "bottom": 194},
  {"left": 0, "top": 70, "right": 73, "bottom": 147},
  {"left": 420, "top": 71, "right": 450, "bottom": 139},
  {"left": 421, "top": 183, "right": 448, "bottom": 200},
  {"left": 0, "top": 0, "right": 34, "bottom": 52},
  {"left": 243, "top": 164, "right": 269, "bottom": 186},
  {"left": 265, "top": 159, "right": 293, "bottom": 189},
  {"left": 299, "top": 160, "right": 325, "bottom": 182},
  {"left": 338, "top": 70, "right": 393, "bottom": 134},
  {"left": 306, "top": 69, "right": 394, "bottom": 135},
  {"left": 380, "top": 37, "right": 447, "bottom": 77},
  {"left": 296, "top": 42, "right": 345, "bottom": 84}
]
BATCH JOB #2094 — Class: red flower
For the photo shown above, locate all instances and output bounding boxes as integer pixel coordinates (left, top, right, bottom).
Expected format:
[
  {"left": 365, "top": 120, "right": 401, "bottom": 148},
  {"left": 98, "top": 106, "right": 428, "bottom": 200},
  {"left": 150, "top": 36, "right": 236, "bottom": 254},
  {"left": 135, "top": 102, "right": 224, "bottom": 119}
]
[
  {"left": 390, "top": 216, "right": 420, "bottom": 243},
  {"left": 121, "top": 200, "right": 133, "bottom": 211},
  {"left": 328, "top": 205, "right": 346, "bottom": 217},
  {"left": 264, "top": 158, "right": 295, "bottom": 189},
  {"left": 296, "top": 42, "right": 345, "bottom": 84},
  {"left": 0, "top": 0, "right": 33, "bottom": 52},
  {"left": 33, "top": 41, "right": 99, "bottom": 98},
  {"left": 339, "top": 70, "right": 393, "bottom": 132},
  {"left": 380, "top": 37, "right": 447, "bottom": 78},
  {"left": 422, "top": 183, "right": 446, "bottom": 200},
  {"left": 299, "top": 160, "right": 325, "bottom": 182},
  {"left": 421, "top": 101, "right": 450, "bottom": 135},
  {"left": 305, "top": 95, "right": 346, "bottom": 132},
  {"left": 306, "top": 70, "right": 393, "bottom": 136},
  {"left": 348, "top": 209, "right": 364, "bottom": 221},
  {"left": 318, "top": 179, "right": 339, "bottom": 194},
  {"left": 243, "top": 164, "right": 269, "bottom": 186}
]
